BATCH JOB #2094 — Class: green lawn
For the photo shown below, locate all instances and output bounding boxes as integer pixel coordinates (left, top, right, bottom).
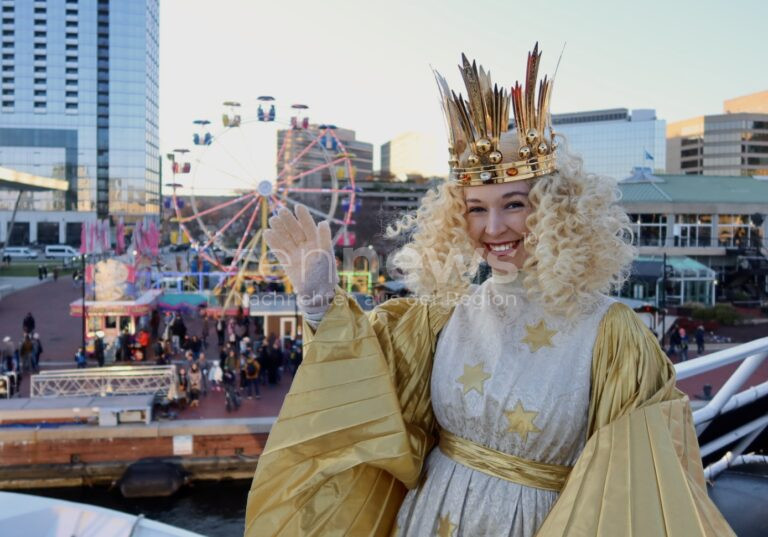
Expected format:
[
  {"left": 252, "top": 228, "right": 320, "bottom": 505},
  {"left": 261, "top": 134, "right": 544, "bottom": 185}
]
[{"left": 0, "top": 262, "right": 75, "bottom": 277}]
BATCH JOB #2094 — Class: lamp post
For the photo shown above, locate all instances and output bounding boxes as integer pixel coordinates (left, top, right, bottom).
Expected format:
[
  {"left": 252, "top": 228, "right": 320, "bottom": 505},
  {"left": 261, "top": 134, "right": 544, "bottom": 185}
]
[{"left": 81, "top": 253, "right": 87, "bottom": 352}]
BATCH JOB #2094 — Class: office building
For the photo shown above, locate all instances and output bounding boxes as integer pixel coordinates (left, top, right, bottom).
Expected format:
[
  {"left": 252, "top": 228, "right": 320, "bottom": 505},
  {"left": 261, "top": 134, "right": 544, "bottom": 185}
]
[
  {"left": 544, "top": 108, "right": 666, "bottom": 181},
  {"left": 619, "top": 170, "right": 768, "bottom": 304},
  {"left": 380, "top": 131, "right": 447, "bottom": 181},
  {"left": 277, "top": 125, "right": 373, "bottom": 183},
  {"left": 666, "top": 92, "right": 768, "bottom": 176},
  {"left": 0, "top": 0, "right": 159, "bottom": 245}
]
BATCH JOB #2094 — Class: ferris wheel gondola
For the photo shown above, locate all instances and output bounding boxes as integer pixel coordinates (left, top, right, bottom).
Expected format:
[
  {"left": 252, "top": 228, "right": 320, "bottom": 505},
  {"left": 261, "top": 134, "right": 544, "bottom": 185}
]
[
  {"left": 169, "top": 98, "right": 358, "bottom": 307},
  {"left": 193, "top": 119, "right": 213, "bottom": 146},
  {"left": 222, "top": 101, "right": 242, "bottom": 127}
]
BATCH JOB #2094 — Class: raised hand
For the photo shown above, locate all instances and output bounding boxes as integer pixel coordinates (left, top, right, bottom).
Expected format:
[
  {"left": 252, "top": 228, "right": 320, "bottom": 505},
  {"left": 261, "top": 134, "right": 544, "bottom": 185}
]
[{"left": 263, "top": 205, "right": 337, "bottom": 312}]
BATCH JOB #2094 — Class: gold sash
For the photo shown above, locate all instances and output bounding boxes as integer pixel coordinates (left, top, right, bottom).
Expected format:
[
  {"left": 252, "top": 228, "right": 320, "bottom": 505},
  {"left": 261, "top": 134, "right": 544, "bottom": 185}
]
[{"left": 439, "top": 428, "right": 572, "bottom": 492}]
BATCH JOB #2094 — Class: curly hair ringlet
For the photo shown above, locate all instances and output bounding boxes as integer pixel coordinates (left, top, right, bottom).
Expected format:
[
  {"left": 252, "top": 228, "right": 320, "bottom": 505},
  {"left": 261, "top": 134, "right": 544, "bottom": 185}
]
[{"left": 386, "top": 139, "right": 636, "bottom": 319}]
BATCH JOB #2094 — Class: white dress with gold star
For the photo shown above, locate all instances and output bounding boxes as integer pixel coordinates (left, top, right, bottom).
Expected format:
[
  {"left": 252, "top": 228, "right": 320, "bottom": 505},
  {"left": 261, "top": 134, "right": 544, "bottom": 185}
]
[{"left": 395, "top": 276, "right": 614, "bottom": 537}]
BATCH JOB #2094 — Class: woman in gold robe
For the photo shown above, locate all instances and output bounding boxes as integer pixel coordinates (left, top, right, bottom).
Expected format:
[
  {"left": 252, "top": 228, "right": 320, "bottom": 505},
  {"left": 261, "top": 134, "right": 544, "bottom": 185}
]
[{"left": 245, "top": 45, "right": 734, "bottom": 537}]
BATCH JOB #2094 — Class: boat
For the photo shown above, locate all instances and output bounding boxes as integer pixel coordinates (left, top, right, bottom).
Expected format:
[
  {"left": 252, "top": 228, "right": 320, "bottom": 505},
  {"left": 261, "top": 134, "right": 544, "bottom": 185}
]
[{"left": 0, "top": 491, "right": 205, "bottom": 537}]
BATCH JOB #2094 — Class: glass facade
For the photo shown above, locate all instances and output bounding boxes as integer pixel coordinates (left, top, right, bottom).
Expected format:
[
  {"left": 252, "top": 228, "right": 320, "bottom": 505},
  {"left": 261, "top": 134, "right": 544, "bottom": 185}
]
[
  {"left": 628, "top": 211, "right": 763, "bottom": 250},
  {"left": 552, "top": 109, "right": 667, "bottom": 181},
  {"left": 628, "top": 213, "right": 667, "bottom": 247},
  {"left": 673, "top": 214, "right": 712, "bottom": 247},
  {"left": 718, "top": 214, "right": 759, "bottom": 248},
  {"left": 0, "top": 0, "right": 159, "bottom": 220},
  {"left": 668, "top": 112, "right": 768, "bottom": 176}
]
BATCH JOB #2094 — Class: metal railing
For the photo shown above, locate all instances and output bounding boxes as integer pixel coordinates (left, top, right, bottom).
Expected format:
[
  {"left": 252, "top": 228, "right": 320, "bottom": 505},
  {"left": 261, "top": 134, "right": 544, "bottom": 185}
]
[
  {"left": 676, "top": 336, "right": 768, "bottom": 477},
  {"left": 31, "top": 365, "right": 179, "bottom": 400}
]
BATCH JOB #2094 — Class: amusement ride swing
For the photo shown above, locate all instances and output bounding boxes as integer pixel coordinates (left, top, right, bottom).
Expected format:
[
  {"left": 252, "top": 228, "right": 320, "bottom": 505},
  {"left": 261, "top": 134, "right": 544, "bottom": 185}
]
[{"left": 169, "top": 97, "right": 359, "bottom": 310}]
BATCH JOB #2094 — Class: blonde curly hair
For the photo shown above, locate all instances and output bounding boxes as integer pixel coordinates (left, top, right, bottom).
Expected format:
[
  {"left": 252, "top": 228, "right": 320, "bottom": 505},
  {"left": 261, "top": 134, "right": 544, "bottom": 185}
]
[{"left": 386, "top": 148, "right": 636, "bottom": 318}]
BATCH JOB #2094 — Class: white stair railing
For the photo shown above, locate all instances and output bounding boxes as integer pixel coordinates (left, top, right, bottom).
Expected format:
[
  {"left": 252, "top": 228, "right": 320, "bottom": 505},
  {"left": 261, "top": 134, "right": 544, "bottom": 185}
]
[
  {"left": 31, "top": 365, "right": 179, "bottom": 400},
  {"left": 675, "top": 336, "right": 768, "bottom": 477}
]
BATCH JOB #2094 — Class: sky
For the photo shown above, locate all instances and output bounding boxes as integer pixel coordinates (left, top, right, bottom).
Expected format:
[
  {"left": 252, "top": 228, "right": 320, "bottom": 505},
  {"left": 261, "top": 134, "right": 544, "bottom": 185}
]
[{"left": 159, "top": 0, "right": 768, "bottom": 192}]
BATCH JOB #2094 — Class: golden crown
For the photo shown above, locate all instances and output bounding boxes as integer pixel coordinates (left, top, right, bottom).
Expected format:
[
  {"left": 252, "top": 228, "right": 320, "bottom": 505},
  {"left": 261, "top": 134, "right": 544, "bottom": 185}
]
[{"left": 435, "top": 43, "right": 557, "bottom": 186}]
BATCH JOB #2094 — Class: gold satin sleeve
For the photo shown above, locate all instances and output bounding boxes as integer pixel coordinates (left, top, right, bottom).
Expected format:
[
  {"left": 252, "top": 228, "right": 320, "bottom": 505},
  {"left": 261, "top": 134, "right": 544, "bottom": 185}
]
[
  {"left": 244, "top": 290, "right": 451, "bottom": 537},
  {"left": 537, "top": 302, "right": 735, "bottom": 536}
]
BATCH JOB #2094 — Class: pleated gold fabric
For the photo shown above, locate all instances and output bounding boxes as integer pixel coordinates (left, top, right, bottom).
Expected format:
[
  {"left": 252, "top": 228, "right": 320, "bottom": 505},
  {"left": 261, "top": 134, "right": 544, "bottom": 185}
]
[
  {"left": 438, "top": 427, "right": 572, "bottom": 492},
  {"left": 245, "top": 297, "right": 735, "bottom": 537},
  {"left": 536, "top": 302, "right": 735, "bottom": 536},
  {"left": 244, "top": 291, "right": 450, "bottom": 537}
]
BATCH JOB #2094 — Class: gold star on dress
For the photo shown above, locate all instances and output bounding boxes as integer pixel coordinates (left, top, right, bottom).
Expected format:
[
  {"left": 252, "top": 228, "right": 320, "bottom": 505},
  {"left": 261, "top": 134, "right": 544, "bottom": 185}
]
[
  {"left": 456, "top": 363, "right": 491, "bottom": 395},
  {"left": 522, "top": 319, "right": 557, "bottom": 352},
  {"left": 437, "top": 513, "right": 456, "bottom": 537},
  {"left": 506, "top": 399, "right": 541, "bottom": 443}
]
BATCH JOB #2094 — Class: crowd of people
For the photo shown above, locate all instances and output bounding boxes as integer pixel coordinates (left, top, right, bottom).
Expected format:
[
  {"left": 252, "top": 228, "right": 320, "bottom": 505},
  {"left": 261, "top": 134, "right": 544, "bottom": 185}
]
[
  {"left": 3, "top": 303, "right": 303, "bottom": 409},
  {"left": 0, "top": 312, "right": 43, "bottom": 395},
  {"left": 108, "top": 308, "right": 304, "bottom": 412},
  {"left": 666, "top": 324, "right": 707, "bottom": 362}
]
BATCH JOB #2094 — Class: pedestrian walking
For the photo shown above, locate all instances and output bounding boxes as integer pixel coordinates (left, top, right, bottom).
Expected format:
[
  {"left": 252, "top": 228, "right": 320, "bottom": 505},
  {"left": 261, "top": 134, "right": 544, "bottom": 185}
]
[
  {"left": 177, "top": 367, "right": 189, "bottom": 407},
  {"left": 19, "top": 334, "right": 33, "bottom": 373},
  {"left": 208, "top": 358, "right": 223, "bottom": 392},
  {"left": 216, "top": 317, "right": 225, "bottom": 346},
  {"left": 31, "top": 333, "right": 42, "bottom": 373},
  {"left": 201, "top": 314, "right": 210, "bottom": 348},
  {"left": 678, "top": 327, "right": 690, "bottom": 361},
  {"left": 695, "top": 325, "right": 705, "bottom": 355},
  {"left": 94, "top": 331, "right": 105, "bottom": 367},
  {"left": 188, "top": 363, "right": 202, "bottom": 407},
  {"left": 22, "top": 312, "right": 35, "bottom": 335},
  {"left": 117, "top": 329, "right": 131, "bottom": 361},
  {"left": 150, "top": 310, "right": 161, "bottom": 340},
  {"left": 668, "top": 325, "right": 681, "bottom": 358},
  {"left": 75, "top": 347, "right": 87, "bottom": 368},
  {"left": 244, "top": 354, "right": 261, "bottom": 399},
  {"left": 198, "top": 353, "right": 209, "bottom": 396}
]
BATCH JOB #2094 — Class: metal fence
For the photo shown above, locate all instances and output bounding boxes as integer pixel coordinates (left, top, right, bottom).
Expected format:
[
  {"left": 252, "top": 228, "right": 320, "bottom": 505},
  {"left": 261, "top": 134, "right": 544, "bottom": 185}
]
[
  {"left": 676, "top": 336, "right": 768, "bottom": 478},
  {"left": 31, "top": 365, "right": 179, "bottom": 400}
]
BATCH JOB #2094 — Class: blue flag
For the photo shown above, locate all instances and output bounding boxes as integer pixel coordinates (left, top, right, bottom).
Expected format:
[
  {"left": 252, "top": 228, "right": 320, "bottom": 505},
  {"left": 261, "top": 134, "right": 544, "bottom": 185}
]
[{"left": 644, "top": 150, "right": 654, "bottom": 161}]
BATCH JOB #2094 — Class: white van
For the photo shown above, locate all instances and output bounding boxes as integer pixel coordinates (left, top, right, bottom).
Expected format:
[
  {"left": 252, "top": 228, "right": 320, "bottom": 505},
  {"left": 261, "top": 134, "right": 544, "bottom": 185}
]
[
  {"left": 44, "top": 245, "right": 79, "bottom": 259},
  {"left": 3, "top": 247, "right": 40, "bottom": 259}
]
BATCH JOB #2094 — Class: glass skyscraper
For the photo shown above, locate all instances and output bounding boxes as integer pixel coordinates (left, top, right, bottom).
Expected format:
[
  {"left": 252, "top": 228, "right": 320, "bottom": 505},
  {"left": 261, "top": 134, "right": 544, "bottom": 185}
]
[
  {"left": 547, "top": 108, "right": 667, "bottom": 181},
  {"left": 0, "top": 0, "right": 158, "bottom": 244}
]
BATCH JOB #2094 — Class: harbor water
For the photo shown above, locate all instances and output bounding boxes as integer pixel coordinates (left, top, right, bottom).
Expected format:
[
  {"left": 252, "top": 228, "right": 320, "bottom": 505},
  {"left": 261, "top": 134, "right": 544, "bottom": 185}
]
[{"left": 29, "top": 480, "right": 250, "bottom": 537}]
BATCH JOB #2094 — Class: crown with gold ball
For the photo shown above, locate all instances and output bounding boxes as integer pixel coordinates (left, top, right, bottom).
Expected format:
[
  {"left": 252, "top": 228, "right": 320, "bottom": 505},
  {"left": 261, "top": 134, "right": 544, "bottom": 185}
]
[{"left": 435, "top": 43, "right": 557, "bottom": 186}]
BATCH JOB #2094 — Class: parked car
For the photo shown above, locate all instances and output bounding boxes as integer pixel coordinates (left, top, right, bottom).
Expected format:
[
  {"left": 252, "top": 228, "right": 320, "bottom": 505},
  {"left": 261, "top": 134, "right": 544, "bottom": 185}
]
[
  {"left": 2, "top": 247, "right": 40, "bottom": 259},
  {"left": 44, "top": 245, "right": 79, "bottom": 261}
]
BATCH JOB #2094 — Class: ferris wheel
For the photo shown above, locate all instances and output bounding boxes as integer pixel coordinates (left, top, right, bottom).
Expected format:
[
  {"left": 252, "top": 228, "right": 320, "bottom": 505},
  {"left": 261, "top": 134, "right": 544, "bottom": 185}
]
[{"left": 168, "top": 97, "right": 359, "bottom": 288}]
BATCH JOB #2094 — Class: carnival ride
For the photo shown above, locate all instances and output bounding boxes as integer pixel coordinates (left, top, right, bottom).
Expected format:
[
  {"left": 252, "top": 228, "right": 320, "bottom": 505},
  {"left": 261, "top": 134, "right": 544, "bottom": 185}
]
[{"left": 166, "top": 98, "right": 359, "bottom": 309}]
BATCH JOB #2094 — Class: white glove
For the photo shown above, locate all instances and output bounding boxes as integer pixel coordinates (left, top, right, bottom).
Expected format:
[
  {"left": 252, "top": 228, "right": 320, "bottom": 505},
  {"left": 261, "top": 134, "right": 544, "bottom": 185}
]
[{"left": 263, "top": 205, "right": 338, "bottom": 317}]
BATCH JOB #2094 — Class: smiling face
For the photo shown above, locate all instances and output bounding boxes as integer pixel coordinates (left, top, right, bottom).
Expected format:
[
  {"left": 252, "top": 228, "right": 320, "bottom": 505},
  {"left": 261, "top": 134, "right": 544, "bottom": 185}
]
[{"left": 464, "top": 181, "right": 532, "bottom": 273}]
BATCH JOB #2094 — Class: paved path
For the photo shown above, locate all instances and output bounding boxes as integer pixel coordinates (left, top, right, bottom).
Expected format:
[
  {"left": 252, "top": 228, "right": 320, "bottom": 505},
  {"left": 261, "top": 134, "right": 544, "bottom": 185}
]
[
  {"left": 0, "top": 277, "right": 82, "bottom": 363},
  {"left": 0, "top": 278, "right": 765, "bottom": 419},
  {"left": 0, "top": 278, "right": 292, "bottom": 418},
  {"left": 0, "top": 277, "right": 45, "bottom": 297}
]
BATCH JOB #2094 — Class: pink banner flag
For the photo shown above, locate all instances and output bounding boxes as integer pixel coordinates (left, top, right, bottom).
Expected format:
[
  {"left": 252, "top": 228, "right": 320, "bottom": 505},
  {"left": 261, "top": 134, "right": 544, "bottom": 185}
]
[
  {"left": 80, "top": 222, "right": 86, "bottom": 254},
  {"left": 102, "top": 219, "right": 110, "bottom": 250},
  {"left": 116, "top": 218, "right": 125, "bottom": 255},
  {"left": 148, "top": 220, "right": 159, "bottom": 256}
]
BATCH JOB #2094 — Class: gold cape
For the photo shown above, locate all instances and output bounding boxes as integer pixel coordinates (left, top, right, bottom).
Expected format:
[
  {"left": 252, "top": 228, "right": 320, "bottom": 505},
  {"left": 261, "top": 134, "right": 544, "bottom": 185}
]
[{"left": 245, "top": 292, "right": 734, "bottom": 536}]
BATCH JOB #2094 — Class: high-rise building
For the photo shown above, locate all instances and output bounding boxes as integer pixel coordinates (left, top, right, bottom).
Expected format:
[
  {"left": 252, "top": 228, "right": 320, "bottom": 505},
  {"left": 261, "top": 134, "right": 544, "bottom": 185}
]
[
  {"left": 380, "top": 131, "right": 447, "bottom": 181},
  {"left": 543, "top": 108, "right": 666, "bottom": 181},
  {"left": 0, "top": 0, "right": 159, "bottom": 245},
  {"left": 666, "top": 92, "right": 768, "bottom": 177},
  {"left": 277, "top": 125, "right": 373, "bottom": 184}
]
